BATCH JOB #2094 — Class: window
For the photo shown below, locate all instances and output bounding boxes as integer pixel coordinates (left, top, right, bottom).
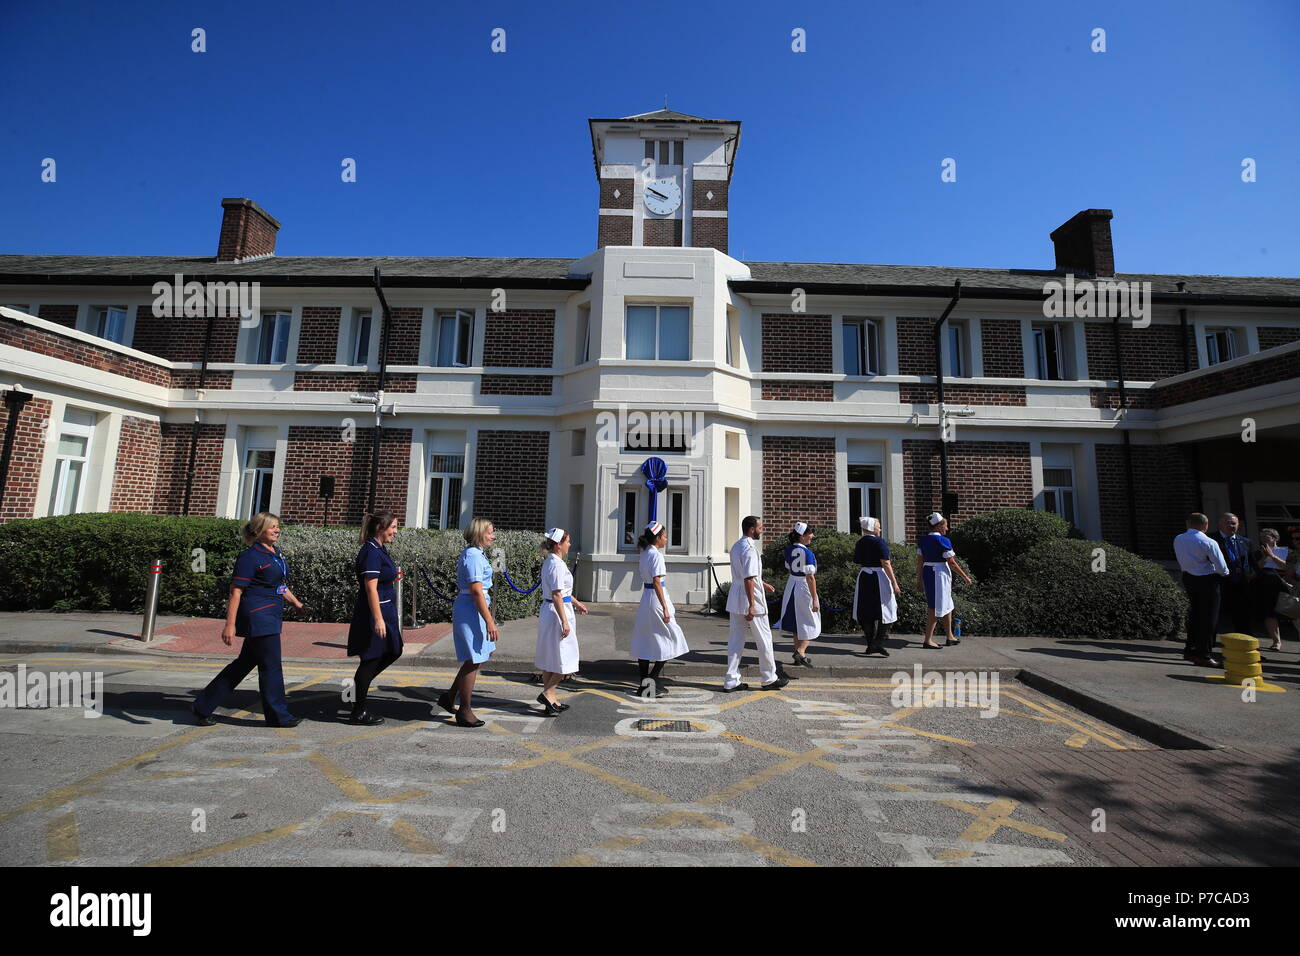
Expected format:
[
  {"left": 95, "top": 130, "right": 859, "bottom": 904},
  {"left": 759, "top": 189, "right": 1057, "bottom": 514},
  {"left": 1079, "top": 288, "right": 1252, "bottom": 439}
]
[
  {"left": 621, "top": 486, "right": 641, "bottom": 549},
  {"left": 571, "top": 429, "right": 586, "bottom": 457},
  {"left": 844, "top": 318, "right": 881, "bottom": 375},
  {"left": 947, "top": 322, "right": 970, "bottom": 378},
  {"left": 847, "top": 464, "right": 883, "bottom": 530},
  {"left": 626, "top": 305, "right": 689, "bottom": 361},
  {"left": 621, "top": 410, "right": 691, "bottom": 453},
  {"left": 1042, "top": 466, "right": 1076, "bottom": 525},
  {"left": 428, "top": 453, "right": 465, "bottom": 530},
  {"left": 1205, "top": 328, "right": 1243, "bottom": 366},
  {"left": 253, "top": 311, "right": 292, "bottom": 364},
  {"left": 352, "top": 311, "right": 373, "bottom": 365},
  {"left": 238, "top": 449, "right": 276, "bottom": 520},
  {"left": 725, "top": 307, "right": 740, "bottom": 368},
  {"left": 667, "top": 489, "right": 686, "bottom": 550},
  {"left": 1032, "top": 323, "right": 1070, "bottom": 380},
  {"left": 93, "top": 306, "right": 128, "bottom": 344},
  {"left": 49, "top": 409, "right": 96, "bottom": 516},
  {"left": 724, "top": 431, "right": 741, "bottom": 460},
  {"left": 435, "top": 310, "right": 474, "bottom": 367},
  {"left": 645, "top": 140, "right": 684, "bottom": 166},
  {"left": 575, "top": 304, "right": 591, "bottom": 364}
]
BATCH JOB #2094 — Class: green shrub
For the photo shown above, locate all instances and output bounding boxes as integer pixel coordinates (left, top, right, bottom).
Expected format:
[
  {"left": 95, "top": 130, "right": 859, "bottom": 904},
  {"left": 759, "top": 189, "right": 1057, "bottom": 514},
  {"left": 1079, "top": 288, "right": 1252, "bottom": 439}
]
[
  {"left": 949, "top": 508, "right": 1081, "bottom": 580},
  {"left": 0, "top": 514, "right": 545, "bottom": 624}
]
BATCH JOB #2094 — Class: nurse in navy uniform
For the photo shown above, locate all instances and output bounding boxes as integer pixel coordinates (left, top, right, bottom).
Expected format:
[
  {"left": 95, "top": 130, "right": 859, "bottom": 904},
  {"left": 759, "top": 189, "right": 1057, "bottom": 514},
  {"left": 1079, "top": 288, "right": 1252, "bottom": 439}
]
[
  {"left": 192, "top": 512, "right": 302, "bottom": 727},
  {"left": 779, "top": 522, "right": 822, "bottom": 667},
  {"left": 345, "top": 511, "right": 403, "bottom": 725},
  {"left": 914, "top": 512, "right": 973, "bottom": 649},
  {"left": 851, "top": 516, "right": 901, "bottom": 657}
]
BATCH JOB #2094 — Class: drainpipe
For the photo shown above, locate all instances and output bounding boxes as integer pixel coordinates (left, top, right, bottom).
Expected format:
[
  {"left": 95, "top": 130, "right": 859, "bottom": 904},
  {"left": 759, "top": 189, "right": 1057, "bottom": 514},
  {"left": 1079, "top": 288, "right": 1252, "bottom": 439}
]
[
  {"left": 367, "top": 266, "right": 393, "bottom": 516},
  {"left": 931, "top": 280, "right": 962, "bottom": 511},
  {"left": 0, "top": 386, "right": 34, "bottom": 513},
  {"left": 1111, "top": 314, "right": 1140, "bottom": 550},
  {"left": 181, "top": 312, "right": 215, "bottom": 516}
]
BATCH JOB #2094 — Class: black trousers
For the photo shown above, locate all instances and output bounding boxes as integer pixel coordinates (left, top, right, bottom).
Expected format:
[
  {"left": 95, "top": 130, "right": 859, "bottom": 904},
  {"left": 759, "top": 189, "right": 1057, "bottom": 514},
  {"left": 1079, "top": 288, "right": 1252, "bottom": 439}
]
[
  {"left": 1182, "top": 573, "right": 1220, "bottom": 658},
  {"left": 860, "top": 619, "right": 890, "bottom": 648},
  {"left": 1218, "top": 577, "right": 1252, "bottom": 634}
]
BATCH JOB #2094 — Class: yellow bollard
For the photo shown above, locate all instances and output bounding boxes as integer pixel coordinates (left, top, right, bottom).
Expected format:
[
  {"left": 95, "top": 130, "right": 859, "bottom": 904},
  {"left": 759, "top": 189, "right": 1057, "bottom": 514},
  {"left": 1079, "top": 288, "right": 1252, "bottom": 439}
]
[{"left": 1220, "top": 633, "right": 1265, "bottom": 685}]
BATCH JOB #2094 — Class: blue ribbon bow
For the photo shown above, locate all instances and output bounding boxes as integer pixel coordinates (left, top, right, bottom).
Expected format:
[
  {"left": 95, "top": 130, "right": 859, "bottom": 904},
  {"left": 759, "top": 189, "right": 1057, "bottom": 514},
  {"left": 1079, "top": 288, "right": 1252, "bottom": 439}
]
[{"left": 641, "top": 457, "right": 668, "bottom": 522}]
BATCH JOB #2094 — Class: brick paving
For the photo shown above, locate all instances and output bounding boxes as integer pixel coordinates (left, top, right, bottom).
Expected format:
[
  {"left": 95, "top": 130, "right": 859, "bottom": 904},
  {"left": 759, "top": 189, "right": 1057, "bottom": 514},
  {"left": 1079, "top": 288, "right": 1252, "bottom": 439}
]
[{"left": 111, "top": 618, "right": 451, "bottom": 659}]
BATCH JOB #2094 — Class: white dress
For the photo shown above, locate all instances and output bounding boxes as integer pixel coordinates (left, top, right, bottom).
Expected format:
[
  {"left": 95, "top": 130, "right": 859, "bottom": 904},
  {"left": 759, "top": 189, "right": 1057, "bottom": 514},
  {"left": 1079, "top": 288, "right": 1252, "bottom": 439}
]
[
  {"left": 534, "top": 554, "right": 579, "bottom": 674},
  {"left": 778, "top": 544, "right": 822, "bottom": 640},
  {"left": 630, "top": 546, "right": 690, "bottom": 661}
]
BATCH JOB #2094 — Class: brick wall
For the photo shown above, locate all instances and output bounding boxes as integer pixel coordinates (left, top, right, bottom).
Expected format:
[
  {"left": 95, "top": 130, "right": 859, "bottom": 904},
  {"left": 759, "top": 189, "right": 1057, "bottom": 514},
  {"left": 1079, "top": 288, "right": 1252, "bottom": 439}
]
[
  {"left": 483, "top": 309, "right": 555, "bottom": 368},
  {"left": 691, "top": 180, "right": 728, "bottom": 211},
  {"left": 171, "top": 370, "right": 235, "bottom": 390},
  {"left": 154, "top": 423, "right": 225, "bottom": 515},
  {"left": 598, "top": 215, "right": 633, "bottom": 247},
  {"left": 1, "top": 314, "right": 169, "bottom": 387},
  {"left": 1089, "top": 388, "right": 1156, "bottom": 410},
  {"left": 761, "top": 314, "right": 832, "bottom": 373},
  {"left": 472, "top": 430, "right": 549, "bottom": 530},
  {"left": 110, "top": 416, "right": 162, "bottom": 512},
  {"left": 297, "top": 306, "right": 342, "bottom": 364},
  {"left": 761, "top": 381, "right": 834, "bottom": 401},
  {"left": 1148, "top": 345, "right": 1300, "bottom": 409},
  {"left": 897, "top": 317, "right": 934, "bottom": 375},
  {"left": 132, "top": 306, "right": 240, "bottom": 363},
  {"left": 899, "top": 384, "right": 1027, "bottom": 406},
  {"left": 1258, "top": 327, "right": 1300, "bottom": 350},
  {"left": 38, "top": 305, "right": 78, "bottom": 328},
  {"left": 980, "top": 319, "right": 1024, "bottom": 377},
  {"left": 217, "top": 198, "right": 279, "bottom": 261},
  {"left": 388, "top": 307, "right": 423, "bottom": 365},
  {"left": 691, "top": 217, "right": 728, "bottom": 254},
  {"left": 902, "top": 440, "right": 1033, "bottom": 537},
  {"left": 1096, "top": 443, "right": 1198, "bottom": 558},
  {"left": 480, "top": 374, "right": 553, "bottom": 396},
  {"left": 281, "top": 426, "right": 413, "bottom": 526},
  {"left": 761, "top": 436, "right": 837, "bottom": 542},
  {"left": 292, "top": 372, "right": 416, "bottom": 392},
  {"left": 643, "top": 218, "right": 683, "bottom": 247},
  {"left": 0, "top": 396, "right": 51, "bottom": 522},
  {"left": 600, "top": 178, "right": 633, "bottom": 209},
  {"left": 1086, "top": 323, "right": 1195, "bottom": 381}
]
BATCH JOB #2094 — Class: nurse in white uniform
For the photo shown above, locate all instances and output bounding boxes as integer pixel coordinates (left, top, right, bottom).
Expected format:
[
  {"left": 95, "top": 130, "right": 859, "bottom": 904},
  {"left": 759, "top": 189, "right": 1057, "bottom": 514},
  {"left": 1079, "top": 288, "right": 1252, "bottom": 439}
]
[
  {"left": 535, "top": 527, "right": 588, "bottom": 716},
  {"left": 779, "top": 521, "right": 822, "bottom": 668},
  {"left": 630, "top": 521, "right": 689, "bottom": 696},
  {"left": 914, "top": 512, "right": 974, "bottom": 649},
  {"left": 724, "top": 515, "right": 788, "bottom": 692}
]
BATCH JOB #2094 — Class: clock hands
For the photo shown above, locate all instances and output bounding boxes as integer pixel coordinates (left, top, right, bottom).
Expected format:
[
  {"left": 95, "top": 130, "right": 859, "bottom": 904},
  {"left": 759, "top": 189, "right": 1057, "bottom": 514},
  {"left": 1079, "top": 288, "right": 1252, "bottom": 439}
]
[{"left": 647, "top": 187, "right": 669, "bottom": 200}]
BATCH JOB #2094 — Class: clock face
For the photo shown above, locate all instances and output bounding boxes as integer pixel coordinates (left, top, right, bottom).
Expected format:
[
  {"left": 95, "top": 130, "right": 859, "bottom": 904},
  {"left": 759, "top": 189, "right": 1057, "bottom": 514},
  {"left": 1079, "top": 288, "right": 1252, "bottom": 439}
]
[{"left": 643, "top": 177, "right": 681, "bottom": 216}]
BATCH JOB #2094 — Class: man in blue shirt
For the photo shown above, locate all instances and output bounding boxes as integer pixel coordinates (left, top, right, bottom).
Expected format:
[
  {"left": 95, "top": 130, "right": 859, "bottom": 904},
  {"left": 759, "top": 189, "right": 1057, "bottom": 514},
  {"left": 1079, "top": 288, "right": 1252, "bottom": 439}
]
[
  {"left": 1211, "top": 512, "right": 1255, "bottom": 635},
  {"left": 1173, "top": 513, "right": 1228, "bottom": 667}
]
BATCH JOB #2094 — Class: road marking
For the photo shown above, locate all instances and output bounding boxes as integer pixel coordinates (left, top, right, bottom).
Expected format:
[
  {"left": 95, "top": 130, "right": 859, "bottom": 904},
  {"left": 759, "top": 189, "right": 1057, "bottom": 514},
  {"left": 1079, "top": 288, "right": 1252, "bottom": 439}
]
[{"left": 45, "top": 812, "right": 80, "bottom": 863}]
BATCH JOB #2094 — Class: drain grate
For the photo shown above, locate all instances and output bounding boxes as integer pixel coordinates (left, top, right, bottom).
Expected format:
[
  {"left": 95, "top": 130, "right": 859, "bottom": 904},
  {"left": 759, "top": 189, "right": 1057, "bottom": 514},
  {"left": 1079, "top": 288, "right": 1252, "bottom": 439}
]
[{"left": 635, "top": 719, "right": 697, "bottom": 733}]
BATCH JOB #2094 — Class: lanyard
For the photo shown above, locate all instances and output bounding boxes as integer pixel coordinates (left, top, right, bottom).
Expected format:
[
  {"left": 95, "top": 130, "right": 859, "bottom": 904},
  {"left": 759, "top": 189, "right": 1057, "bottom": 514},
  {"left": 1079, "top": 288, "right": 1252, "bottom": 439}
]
[{"left": 258, "top": 543, "right": 287, "bottom": 582}]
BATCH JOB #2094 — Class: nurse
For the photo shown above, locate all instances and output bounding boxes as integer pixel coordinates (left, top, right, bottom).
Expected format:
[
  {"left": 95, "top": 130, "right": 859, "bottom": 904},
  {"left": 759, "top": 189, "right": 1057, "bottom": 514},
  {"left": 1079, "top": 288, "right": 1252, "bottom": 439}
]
[
  {"left": 534, "top": 527, "right": 588, "bottom": 715},
  {"left": 630, "top": 521, "right": 690, "bottom": 697},
  {"left": 914, "top": 512, "right": 973, "bottom": 649},
  {"left": 779, "top": 522, "right": 821, "bottom": 668},
  {"left": 192, "top": 512, "right": 302, "bottom": 728},
  {"left": 442, "top": 517, "right": 500, "bottom": 728},
  {"left": 344, "top": 511, "right": 402, "bottom": 725},
  {"left": 852, "top": 516, "right": 901, "bottom": 657}
]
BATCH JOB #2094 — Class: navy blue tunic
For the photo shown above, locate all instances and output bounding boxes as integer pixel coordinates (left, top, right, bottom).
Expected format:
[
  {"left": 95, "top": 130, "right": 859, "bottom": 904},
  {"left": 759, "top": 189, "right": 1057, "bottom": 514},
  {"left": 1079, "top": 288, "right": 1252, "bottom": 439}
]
[
  {"left": 232, "top": 544, "right": 288, "bottom": 638},
  {"left": 347, "top": 540, "right": 404, "bottom": 660}
]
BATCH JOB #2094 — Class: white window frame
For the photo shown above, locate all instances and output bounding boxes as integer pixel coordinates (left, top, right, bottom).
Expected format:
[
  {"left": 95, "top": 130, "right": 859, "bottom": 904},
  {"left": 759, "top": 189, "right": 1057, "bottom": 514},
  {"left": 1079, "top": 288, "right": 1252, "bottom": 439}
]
[
  {"left": 250, "top": 311, "right": 292, "bottom": 364},
  {"left": 575, "top": 305, "right": 591, "bottom": 364},
  {"left": 665, "top": 487, "right": 688, "bottom": 553},
  {"left": 237, "top": 448, "right": 277, "bottom": 520},
  {"left": 351, "top": 310, "right": 374, "bottom": 366},
  {"left": 1032, "top": 322, "right": 1072, "bottom": 380},
  {"left": 644, "top": 140, "right": 684, "bottom": 166},
  {"left": 434, "top": 310, "right": 474, "bottom": 368},
  {"left": 49, "top": 412, "right": 96, "bottom": 516},
  {"left": 844, "top": 317, "right": 881, "bottom": 376},
  {"left": 427, "top": 452, "right": 465, "bottom": 530},
  {"left": 619, "top": 485, "right": 644, "bottom": 552},
  {"left": 1041, "top": 466, "right": 1077, "bottom": 525},
  {"left": 91, "top": 305, "right": 129, "bottom": 344},
  {"left": 625, "top": 304, "right": 690, "bottom": 361},
  {"left": 946, "top": 321, "right": 970, "bottom": 378},
  {"left": 1204, "top": 327, "right": 1244, "bottom": 366},
  {"left": 846, "top": 463, "right": 884, "bottom": 530}
]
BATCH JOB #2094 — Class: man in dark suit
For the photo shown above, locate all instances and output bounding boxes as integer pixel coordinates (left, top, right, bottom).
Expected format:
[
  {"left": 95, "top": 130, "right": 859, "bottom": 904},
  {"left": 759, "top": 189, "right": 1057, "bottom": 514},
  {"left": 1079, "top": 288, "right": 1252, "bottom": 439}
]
[{"left": 1212, "top": 512, "right": 1255, "bottom": 634}]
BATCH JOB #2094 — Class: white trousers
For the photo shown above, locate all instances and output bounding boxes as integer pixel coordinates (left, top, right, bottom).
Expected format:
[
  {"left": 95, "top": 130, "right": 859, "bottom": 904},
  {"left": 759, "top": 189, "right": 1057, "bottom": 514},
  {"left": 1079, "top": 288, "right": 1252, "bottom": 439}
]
[{"left": 725, "top": 611, "right": 777, "bottom": 689}]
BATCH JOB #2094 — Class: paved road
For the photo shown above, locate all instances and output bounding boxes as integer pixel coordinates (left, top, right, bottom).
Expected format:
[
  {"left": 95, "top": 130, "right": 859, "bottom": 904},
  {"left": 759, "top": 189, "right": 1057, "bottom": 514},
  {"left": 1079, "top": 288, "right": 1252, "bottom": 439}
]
[{"left": 8, "top": 652, "right": 1295, "bottom": 867}]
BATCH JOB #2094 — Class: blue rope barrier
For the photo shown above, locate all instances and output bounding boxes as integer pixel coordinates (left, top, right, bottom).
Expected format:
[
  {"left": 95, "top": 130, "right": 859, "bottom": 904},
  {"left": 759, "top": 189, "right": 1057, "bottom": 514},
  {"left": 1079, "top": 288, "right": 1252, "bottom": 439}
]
[
  {"left": 417, "top": 566, "right": 458, "bottom": 604},
  {"left": 500, "top": 567, "right": 539, "bottom": 595}
]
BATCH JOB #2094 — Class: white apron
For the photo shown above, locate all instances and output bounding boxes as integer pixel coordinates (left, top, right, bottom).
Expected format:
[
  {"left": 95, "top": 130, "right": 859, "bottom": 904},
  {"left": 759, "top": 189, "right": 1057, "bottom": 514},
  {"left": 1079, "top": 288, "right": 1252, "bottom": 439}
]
[
  {"left": 778, "top": 574, "right": 822, "bottom": 640},
  {"left": 535, "top": 554, "right": 579, "bottom": 674},
  {"left": 630, "top": 546, "right": 690, "bottom": 661},
  {"left": 851, "top": 567, "right": 898, "bottom": 625},
  {"left": 923, "top": 562, "right": 954, "bottom": 617}
]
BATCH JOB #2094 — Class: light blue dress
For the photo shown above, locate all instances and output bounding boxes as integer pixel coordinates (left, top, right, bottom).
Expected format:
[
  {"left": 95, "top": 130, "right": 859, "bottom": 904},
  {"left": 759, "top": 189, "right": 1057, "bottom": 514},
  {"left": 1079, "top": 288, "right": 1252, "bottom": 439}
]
[{"left": 452, "top": 546, "right": 495, "bottom": 663}]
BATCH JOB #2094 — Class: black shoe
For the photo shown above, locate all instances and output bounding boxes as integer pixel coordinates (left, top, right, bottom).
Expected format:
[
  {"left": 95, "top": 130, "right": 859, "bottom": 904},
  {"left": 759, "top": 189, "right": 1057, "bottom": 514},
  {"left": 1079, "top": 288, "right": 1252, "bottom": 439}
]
[
  {"left": 536, "top": 693, "right": 562, "bottom": 717},
  {"left": 921, "top": 642, "right": 943, "bottom": 649},
  {"left": 435, "top": 691, "right": 458, "bottom": 716},
  {"left": 554, "top": 700, "right": 571, "bottom": 712},
  {"left": 761, "top": 677, "right": 790, "bottom": 691},
  {"left": 270, "top": 716, "right": 302, "bottom": 728},
  {"left": 191, "top": 705, "right": 217, "bottom": 726},
  {"left": 637, "top": 678, "right": 657, "bottom": 699},
  {"left": 348, "top": 711, "right": 385, "bottom": 726},
  {"left": 455, "top": 712, "right": 486, "bottom": 728},
  {"left": 725, "top": 683, "right": 750, "bottom": 693},
  {"left": 868, "top": 645, "right": 890, "bottom": 657},
  {"left": 793, "top": 654, "right": 815, "bottom": 668}
]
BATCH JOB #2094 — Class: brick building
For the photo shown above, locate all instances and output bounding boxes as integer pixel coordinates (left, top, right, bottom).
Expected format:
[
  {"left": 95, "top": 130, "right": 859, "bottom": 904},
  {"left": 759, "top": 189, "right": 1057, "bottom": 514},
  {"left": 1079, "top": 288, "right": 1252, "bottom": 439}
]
[{"left": 2, "top": 108, "right": 1299, "bottom": 601}]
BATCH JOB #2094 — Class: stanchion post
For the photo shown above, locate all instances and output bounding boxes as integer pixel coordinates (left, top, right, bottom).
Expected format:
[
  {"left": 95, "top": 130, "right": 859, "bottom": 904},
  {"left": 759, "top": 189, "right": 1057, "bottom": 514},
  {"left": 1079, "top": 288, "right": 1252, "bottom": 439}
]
[
  {"left": 705, "top": 555, "right": 712, "bottom": 616},
  {"left": 141, "top": 558, "right": 163, "bottom": 643},
  {"left": 396, "top": 567, "right": 405, "bottom": 627}
]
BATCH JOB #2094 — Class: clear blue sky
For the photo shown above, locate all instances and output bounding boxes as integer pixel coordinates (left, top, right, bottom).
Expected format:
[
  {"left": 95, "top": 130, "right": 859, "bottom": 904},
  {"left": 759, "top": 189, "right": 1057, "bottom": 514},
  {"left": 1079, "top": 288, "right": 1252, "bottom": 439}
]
[{"left": 2, "top": 0, "right": 1297, "bottom": 277}]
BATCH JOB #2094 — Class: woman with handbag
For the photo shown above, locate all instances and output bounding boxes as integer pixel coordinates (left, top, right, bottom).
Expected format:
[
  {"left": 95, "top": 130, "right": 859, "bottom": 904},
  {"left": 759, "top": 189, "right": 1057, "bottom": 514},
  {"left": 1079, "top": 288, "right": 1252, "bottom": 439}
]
[{"left": 1255, "top": 528, "right": 1295, "bottom": 650}]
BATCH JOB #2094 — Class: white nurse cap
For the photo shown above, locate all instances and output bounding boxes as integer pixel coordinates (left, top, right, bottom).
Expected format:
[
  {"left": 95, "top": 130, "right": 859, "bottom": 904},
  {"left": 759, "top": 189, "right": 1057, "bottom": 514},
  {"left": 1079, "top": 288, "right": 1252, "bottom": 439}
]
[
  {"left": 927, "top": 512, "right": 945, "bottom": 526},
  {"left": 545, "top": 527, "right": 565, "bottom": 543},
  {"left": 859, "top": 516, "right": 879, "bottom": 533},
  {"left": 645, "top": 520, "right": 663, "bottom": 537},
  {"left": 793, "top": 521, "right": 808, "bottom": 535}
]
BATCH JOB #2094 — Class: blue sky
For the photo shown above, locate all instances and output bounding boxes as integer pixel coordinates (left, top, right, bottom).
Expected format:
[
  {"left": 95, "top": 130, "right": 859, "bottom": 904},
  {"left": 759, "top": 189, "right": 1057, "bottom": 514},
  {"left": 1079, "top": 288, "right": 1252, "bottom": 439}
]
[{"left": 2, "top": 0, "right": 1297, "bottom": 277}]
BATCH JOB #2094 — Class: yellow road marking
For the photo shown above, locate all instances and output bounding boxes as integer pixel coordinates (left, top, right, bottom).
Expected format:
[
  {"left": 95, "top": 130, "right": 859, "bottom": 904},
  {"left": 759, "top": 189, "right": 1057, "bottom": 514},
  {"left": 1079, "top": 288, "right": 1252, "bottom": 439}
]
[
  {"left": 45, "top": 812, "right": 80, "bottom": 862},
  {"left": 306, "top": 751, "right": 427, "bottom": 805},
  {"left": 144, "top": 821, "right": 303, "bottom": 867}
]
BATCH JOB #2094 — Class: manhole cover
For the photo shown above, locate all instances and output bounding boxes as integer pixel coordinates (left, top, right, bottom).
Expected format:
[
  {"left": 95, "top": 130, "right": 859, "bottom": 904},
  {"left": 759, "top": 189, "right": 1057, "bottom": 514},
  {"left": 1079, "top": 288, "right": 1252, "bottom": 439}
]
[{"left": 634, "top": 719, "right": 697, "bottom": 733}]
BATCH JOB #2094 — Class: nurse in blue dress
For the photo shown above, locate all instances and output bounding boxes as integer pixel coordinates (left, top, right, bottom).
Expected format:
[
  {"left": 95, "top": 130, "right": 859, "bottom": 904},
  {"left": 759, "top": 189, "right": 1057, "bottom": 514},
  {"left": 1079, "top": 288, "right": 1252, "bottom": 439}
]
[
  {"left": 345, "top": 511, "right": 403, "bottom": 725},
  {"left": 192, "top": 512, "right": 303, "bottom": 727},
  {"left": 439, "top": 517, "right": 499, "bottom": 728},
  {"left": 779, "top": 522, "right": 822, "bottom": 667},
  {"left": 914, "top": 512, "right": 973, "bottom": 649}
]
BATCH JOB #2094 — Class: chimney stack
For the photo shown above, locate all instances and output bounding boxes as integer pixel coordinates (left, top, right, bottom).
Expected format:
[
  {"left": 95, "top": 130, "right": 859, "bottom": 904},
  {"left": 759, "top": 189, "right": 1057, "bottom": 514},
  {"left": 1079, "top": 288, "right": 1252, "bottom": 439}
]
[
  {"left": 1049, "top": 208, "right": 1114, "bottom": 277},
  {"left": 216, "top": 198, "right": 280, "bottom": 262}
]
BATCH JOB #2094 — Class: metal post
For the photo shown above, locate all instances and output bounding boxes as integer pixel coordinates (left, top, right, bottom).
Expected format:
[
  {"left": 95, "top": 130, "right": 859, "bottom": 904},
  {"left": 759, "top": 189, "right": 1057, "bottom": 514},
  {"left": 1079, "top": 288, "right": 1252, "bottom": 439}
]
[
  {"left": 141, "top": 558, "right": 163, "bottom": 643},
  {"left": 705, "top": 555, "right": 713, "bottom": 616},
  {"left": 395, "top": 567, "right": 404, "bottom": 628}
]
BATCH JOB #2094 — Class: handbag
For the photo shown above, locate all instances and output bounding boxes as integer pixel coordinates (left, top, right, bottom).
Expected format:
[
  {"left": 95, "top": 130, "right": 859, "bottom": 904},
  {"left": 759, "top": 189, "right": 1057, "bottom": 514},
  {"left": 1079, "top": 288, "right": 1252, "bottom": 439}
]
[{"left": 1275, "top": 582, "right": 1300, "bottom": 620}]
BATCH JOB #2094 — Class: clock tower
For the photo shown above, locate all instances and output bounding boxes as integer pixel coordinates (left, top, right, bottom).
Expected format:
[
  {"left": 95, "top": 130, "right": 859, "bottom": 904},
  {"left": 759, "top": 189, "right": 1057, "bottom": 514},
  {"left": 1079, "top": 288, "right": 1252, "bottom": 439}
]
[{"left": 589, "top": 109, "right": 740, "bottom": 253}]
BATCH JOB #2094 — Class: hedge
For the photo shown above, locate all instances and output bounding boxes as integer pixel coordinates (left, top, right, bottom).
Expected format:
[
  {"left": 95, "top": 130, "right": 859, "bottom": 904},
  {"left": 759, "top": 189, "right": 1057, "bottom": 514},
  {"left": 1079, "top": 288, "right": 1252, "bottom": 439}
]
[
  {"left": 0, "top": 514, "right": 546, "bottom": 623},
  {"left": 949, "top": 507, "right": 1082, "bottom": 581}
]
